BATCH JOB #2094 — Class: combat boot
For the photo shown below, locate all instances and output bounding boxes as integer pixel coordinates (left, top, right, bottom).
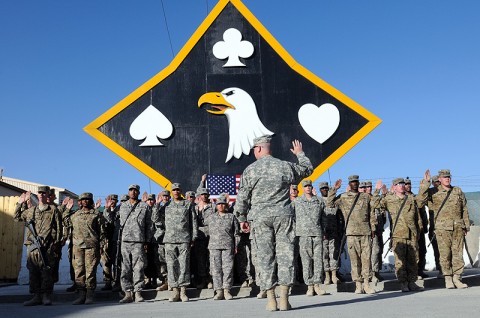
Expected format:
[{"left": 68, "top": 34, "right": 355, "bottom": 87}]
[
  {"left": 444, "top": 276, "right": 455, "bottom": 289},
  {"left": 101, "top": 281, "right": 112, "bottom": 291},
  {"left": 66, "top": 283, "right": 77, "bottom": 292},
  {"left": 354, "top": 282, "right": 363, "bottom": 294},
  {"left": 257, "top": 289, "right": 267, "bottom": 299},
  {"left": 265, "top": 287, "right": 277, "bottom": 311},
  {"left": 306, "top": 285, "right": 314, "bottom": 296},
  {"left": 224, "top": 289, "right": 233, "bottom": 300},
  {"left": 180, "top": 287, "right": 189, "bottom": 302},
  {"left": 314, "top": 284, "right": 327, "bottom": 295},
  {"left": 408, "top": 282, "right": 423, "bottom": 291},
  {"left": 363, "top": 282, "right": 376, "bottom": 294},
  {"left": 240, "top": 280, "right": 249, "bottom": 288},
  {"left": 169, "top": 288, "right": 180, "bottom": 302},
  {"left": 84, "top": 289, "right": 95, "bottom": 305},
  {"left": 119, "top": 291, "right": 134, "bottom": 304},
  {"left": 134, "top": 291, "right": 144, "bottom": 302},
  {"left": 42, "top": 293, "right": 52, "bottom": 306},
  {"left": 73, "top": 290, "right": 86, "bottom": 305},
  {"left": 400, "top": 282, "right": 410, "bottom": 292},
  {"left": 278, "top": 285, "right": 291, "bottom": 311},
  {"left": 324, "top": 271, "right": 332, "bottom": 285},
  {"left": 23, "top": 293, "right": 42, "bottom": 306},
  {"left": 453, "top": 275, "right": 468, "bottom": 289},
  {"left": 331, "top": 271, "right": 339, "bottom": 284},
  {"left": 156, "top": 282, "right": 168, "bottom": 291},
  {"left": 213, "top": 289, "right": 224, "bottom": 300}
]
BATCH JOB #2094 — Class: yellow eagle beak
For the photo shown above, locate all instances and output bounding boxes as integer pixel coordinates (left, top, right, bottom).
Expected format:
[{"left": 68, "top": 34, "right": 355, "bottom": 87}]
[{"left": 198, "top": 92, "right": 235, "bottom": 115}]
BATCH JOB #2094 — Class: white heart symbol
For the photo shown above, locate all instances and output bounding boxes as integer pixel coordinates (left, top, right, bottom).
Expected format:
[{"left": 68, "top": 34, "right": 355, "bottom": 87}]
[{"left": 298, "top": 103, "right": 340, "bottom": 144}]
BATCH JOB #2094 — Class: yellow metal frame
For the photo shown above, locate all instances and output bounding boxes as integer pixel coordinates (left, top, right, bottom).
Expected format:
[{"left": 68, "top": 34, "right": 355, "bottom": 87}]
[{"left": 84, "top": 0, "right": 382, "bottom": 191}]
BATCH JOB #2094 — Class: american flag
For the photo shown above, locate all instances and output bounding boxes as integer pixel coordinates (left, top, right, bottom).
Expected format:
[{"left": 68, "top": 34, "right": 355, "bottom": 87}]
[{"left": 206, "top": 174, "right": 241, "bottom": 202}]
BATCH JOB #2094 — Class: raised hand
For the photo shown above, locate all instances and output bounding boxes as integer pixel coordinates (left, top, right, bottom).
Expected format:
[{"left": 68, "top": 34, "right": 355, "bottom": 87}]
[
  {"left": 375, "top": 179, "right": 382, "bottom": 190},
  {"left": 66, "top": 198, "right": 74, "bottom": 210},
  {"left": 201, "top": 174, "right": 207, "bottom": 182},
  {"left": 381, "top": 184, "right": 388, "bottom": 195},
  {"left": 62, "top": 196, "right": 70, "bottom": 206},
  {"left": 424, "top": 169, "right": 431, "bottom": 182},
  {"left": 156, "top": 192, "right": 162, "bottom": 205},
  {"left": 18, "top": 192, "right": 26, "bottom": 204},
  {"left": 95, "top": 198, "right": 102, "bottom": 209},
  {"left": 141, "top": 191, "right": 148, "bottom": 202},
  {"left": 334, "top": 179, "right": 342, "bottom": 190},
  {"left": 290, "top": 140, "right": 303, "bottom": 156},
  {"left": 312, "top": 188, "right": 317, "bottom": 196}
]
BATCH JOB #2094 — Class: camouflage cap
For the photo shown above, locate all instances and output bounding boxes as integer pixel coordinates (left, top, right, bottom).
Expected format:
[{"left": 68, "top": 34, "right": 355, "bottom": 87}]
[
  {"left": 171, "top": 183, "right": 181, "bottom": 190},
  {"left": 38, "top": 185, "right": 50, "bottom": 193},
  {"left": 216, "top": 196, "right": 228, "bottom": 205},
  {"left": 359, "top": 181, "right": 366, "bottom": 188},
  {"left": 301, "top": 179, "right": 312, "bottom": 187},
  {"left": 393, "top": 178, "right": 405, "bottom": 185},
  {"left": 348, "top": 175, "right": 359, "bottom": 182},
  {"left": 161, "top": 190, "right": 171, "bottom": 196},
  {"left": 197, "top": 187, "right": 209, "bottom": 195},
  {"left": 128, "top": 184, "right": 140, "bottom": 191},
  {"left": 252, "top": 135, "right": 272, "bottom": 148},
  {"left": 291, "top": 184, "right": 298, "bottom": 190},
  {"left": 109, "top": 194, "right": 118, "bottom": 201},
  {"left": 120, "top": 194, "right": 129, "bottom": 202},
  {"left": 185, "top": 191, "right": 196, "bottom": 198},
  {"left": 404, "top": 178, "right": 411, "bottom": 185},
  {"left": 432, "top": 175, "right": 439, "bottom": 182},
  {"left": 147, "top": 193, "right": 156, "bottom": 200},
  {"left": 365, "top": 181, "right": 373, "bottom": 187},
  {"left": 438, "top": 169, "right": 451, "bottom": 177},
  {"left": 319, "top": 181, "right": 329, "bottom": 189},
  {"left": 49, "top": 188, "right": 56, "bottom": 195},
  {"left": 79, "top": 192, "right": 93, "bottom": 200}
]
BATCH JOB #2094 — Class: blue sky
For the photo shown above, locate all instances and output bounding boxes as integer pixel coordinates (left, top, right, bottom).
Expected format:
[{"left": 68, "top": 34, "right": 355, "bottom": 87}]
[{"left": 1, "top": 0, "right": 480, "bottom": 199}]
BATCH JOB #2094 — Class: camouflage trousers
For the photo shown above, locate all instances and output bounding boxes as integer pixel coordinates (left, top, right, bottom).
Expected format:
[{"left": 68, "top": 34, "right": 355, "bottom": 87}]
[
  {"left": 370, "top": 232, "right": 383, "bottom": 273},
  {"left": 252, "top": 216, "right": 295, "bottom": 290},
  {"left": 210, "top": 248, "right": 234, "bottom": 290},
  {"left": 250, "top": 228, "right": 262, "bottom": 286},
  {"left": 299, "top": 236, "right": 323, "bottom": 285},
  {"left": 417, "top": 232, "right": 427, "bottom": 273},
  {"left": 165, "top": 242, "right": 191, "bottom": 288},
  {"left": 392, "top": 238, "right": 418, "bottom": 283},
  {"left": 73, "top": 245, "right": 100, "bottom": 290},
  {"left": 235, "top": 236, "right": 255, "bottom": 283},
  {"left": 26, "top": 245, "right": 56, "bottom": 294},
  {"left": 436, "top": 226, "right": 465, "bottom": 276},
  {"left": 120, "top": 242, "right": 146, "bottom": 292},
  {"left": 192, "top": 239, "right": 209, "bottom": 279},
  {"left": 153, "top": 244, "right": 168, "bottom": 281},
  {"left": 100, "top": 240, "right": 116, "bottom": 283},
  {"left": 323, "top": 238, "right": 339, "bottom": 271},
  {"left": 347, "top": 235, "right": 371, "bottom": 282}
]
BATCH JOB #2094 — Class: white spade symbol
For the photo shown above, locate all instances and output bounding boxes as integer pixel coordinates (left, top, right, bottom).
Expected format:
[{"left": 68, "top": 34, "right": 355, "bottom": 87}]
[
  {"left": 129, "top": 105, "right": 173, "bottom": 146},
  {"left": 298, "top": 103, "right": 340, "bottom": 144}
]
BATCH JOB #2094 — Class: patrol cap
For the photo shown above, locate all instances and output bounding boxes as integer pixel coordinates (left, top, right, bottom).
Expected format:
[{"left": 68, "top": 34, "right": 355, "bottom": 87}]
[
  {"left": 404, "top": 178, "right": 412, "bottom": 185},
  {"left": 348, "top": 175, "right": 359, "bottom": 182},
  {"left": 128, "top": 184, "right": 140, "bottom": 191},
  {"left": 147, "top": 193, "right": 156, "bottom": 201},
  {"left": 216, "top": 196, "right": 228, "bottom": 205},
  {"left": 291, "top": 184, "right": 298, "bottom": 190},
  {"left": 109, "top": 194, "right": 118, "bottom": 201},
  {"left": 438, "top": 169, "right": 451, "bottom": 177},
  {"left": 392, "top": 178, "right": 405, "bottom": 185},
  {"left": 359, "top": 181, "right": 366, "bottom": 188},
  {"left": 185, "top": 191, "right": 196, "bottom": 198},
  {"left": 171, "top": 183, "right": 181, "bottom": 190},
  {"left": 319, "top": 181, "right": 329, "bottom": 189},
  {"left": 161, "top": 190, "right": 171, "bottom": 196},
  {"left": 197, "top": 187, "right": 209, "bottom": 195},
  {"left": 79, "top": 192, "right": 93, "bottom": 200},
  {"left": 432, "top": 175, "right": 439, "bottom": 182},
  {"left": 301, "top": 180, "right": 312, "bottom": 187},
  {"left": 38, "top": 185, "right": 50, "bottom": 193},
  {"left": 49, "top": 188, "right": 56, "bottom": 195},
  {"left": 252, "top": 135, "right": 272, "bottom": 148},
  {"left": 120, "top": 194, "right": 129, "bottom": 202},
  {"left": 365, "top": 181, "right": 373, "bottom": 187}
]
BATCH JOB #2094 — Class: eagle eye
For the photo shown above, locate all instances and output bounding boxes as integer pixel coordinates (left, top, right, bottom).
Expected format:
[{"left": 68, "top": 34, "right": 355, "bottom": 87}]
[{"left": 224, "top": 90, "right": 235, "bottom": 96}]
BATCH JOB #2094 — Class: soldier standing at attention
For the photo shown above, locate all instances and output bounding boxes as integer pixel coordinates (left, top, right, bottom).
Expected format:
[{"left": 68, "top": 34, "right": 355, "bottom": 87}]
[
  {"left": 101, "top": 194, "right": 120, "bottom": 291},
  {"left": 418, "top": 169, "right": 470, "bottom": 289},
  {"left": 153, "top": 183, "right": 198, "bottom": 302},
  {"left": 373, "top": 179, "right": 423, "bottom": 292},
  {"left": 70, "top": 193, "right": 106, "bottom": 304},
  {"left": 15, "top": 186, "right": 63, "bottom": 306},
  {"left": 204, "top": 195, "right": 240, "bottom": 300},
  {"left": 327, "top": 175, "right": 377, "bottom": 294},
  {"left": 118, "top": 184, "right": 154, "bottom": 303},
  {"left": 292, "top": 179, "right": 326, "bottom": 296},
  {"left": 234, "top": 136, "right": 313, "bottom": 311}
]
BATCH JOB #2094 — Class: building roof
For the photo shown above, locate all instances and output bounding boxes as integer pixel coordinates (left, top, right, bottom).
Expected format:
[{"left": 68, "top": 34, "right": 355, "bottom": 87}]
[{"left": 0, "top": 176, "right": 77, "bottom": 198}]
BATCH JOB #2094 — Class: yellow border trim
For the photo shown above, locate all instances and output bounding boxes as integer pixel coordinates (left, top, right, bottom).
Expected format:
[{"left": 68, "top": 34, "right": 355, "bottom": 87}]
[{"left": 84, "top": 0, "right": 381, "bottom": 190}]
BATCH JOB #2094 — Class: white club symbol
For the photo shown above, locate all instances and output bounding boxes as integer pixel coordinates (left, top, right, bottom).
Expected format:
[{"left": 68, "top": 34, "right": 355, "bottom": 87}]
[{"left": 213, "top": 28, "right": 254, "bottom": 67}]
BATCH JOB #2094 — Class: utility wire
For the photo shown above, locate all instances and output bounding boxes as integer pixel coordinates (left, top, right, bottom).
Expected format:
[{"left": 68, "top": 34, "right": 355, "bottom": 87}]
[{"left": 160, "top": 0, "right": 175, "bottom": 58}]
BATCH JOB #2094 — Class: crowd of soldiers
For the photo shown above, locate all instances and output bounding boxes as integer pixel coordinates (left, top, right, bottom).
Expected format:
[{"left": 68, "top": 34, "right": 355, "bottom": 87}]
[{"left": 13, "top": 135, "right": 471, "bottom": 312}]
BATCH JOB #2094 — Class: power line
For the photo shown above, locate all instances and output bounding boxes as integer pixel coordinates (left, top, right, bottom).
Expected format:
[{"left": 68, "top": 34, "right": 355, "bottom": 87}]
[{"left": 160, "top": 0, "right": 175, "bottom": 58}]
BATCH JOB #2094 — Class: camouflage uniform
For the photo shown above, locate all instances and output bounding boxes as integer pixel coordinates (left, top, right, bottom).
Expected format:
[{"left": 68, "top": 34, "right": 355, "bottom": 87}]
[
  {"left": 418, "top": 171, "right": 470, "bottom": 282},
  {"left": 320, "top": 196, "right": 341, "bottom": 273},
  {"left": 119, "top": 198, "right": 154, "bottom": 292},
  {"left": 235, "top": 231, "right": 255, "bottom": 285},
  {"left": 152, "top": 198, "right": 168, "bottom": 286},
  {"left": 59, "top": 203, "right": 76, "bottom": 289},
  {"left": 204, "top": 209, "right": 240, "bottom": 290},
  {"left": 193, "top": 187, "right": 214, "bottom": 286},
  {"left": 234, "top": 144, "right": 313, "bottom": 291},
  {"left": 102, "top": 200, "right": 120, "bottom": 287}
]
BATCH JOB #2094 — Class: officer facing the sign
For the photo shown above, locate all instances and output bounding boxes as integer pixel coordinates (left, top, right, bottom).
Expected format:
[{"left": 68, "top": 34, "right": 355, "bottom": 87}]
[
  {"left": 234, "top": 135, "right": 313, "bottom": 311},
  {"left": 418, "top": 169, "right": 470, "bottom": 289}
]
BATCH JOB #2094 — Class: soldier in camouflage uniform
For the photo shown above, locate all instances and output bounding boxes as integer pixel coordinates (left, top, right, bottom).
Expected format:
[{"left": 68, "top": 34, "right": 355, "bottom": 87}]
[
  {"left": 185, "top": 191, "right": 196, "bottom": 204},
  {"left": 204, "top": 196, "right": 240, "bottom": 300},
  {"left": 373, "top": 179, "right": 423, "bottom": 292},
  {"left": 318, "top": 182, "right": 341, "bottom": 285},
  {"left": 118, "top": 184, "right": 154, "bottom": 303},
  {"left": 152, "top": 190, "right": 170, "bottom": 292},
  {"left": 153, "top": 183, "right": 198, "bottom": 302},
  {"left": 101, "top": 194, "right": 120, "bottom": 291},
  {"left": 69, "top": 193, "right": 107, "bottom": 304},
  {"left": 234, "top": 136, "right": 313, "bottom": 311},
  {"left": 58, "top": 196, "right": 77, "bottom": 292},
  {"left": 418, "top": 169, "right": 470, "bottom": 289},
  {"left": 365, "top": 180, "right": 385, "bottom": 283},
  {"left": 292, "top": 179, "right": 326, "bottom": 296},
  {"left": 428, "top": 175, "right": 443, "bottom": 277},
  {"left": 14, "top": 186, "right": 63, "bottom": 306},
  {"left": 235, "top": 221, "right": 255, "bottom": 288},
  {"left": 327, "top": 175, "right": 377, "bottom": 294},
  {"left": 144, "top": 193, "right": 159, "bottom": 289}
]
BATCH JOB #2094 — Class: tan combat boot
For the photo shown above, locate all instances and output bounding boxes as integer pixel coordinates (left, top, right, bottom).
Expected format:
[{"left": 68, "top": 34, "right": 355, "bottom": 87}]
[
  {"left": 354, "top": 282, "right": 363, "bottom": 294},
  {"left": 314, "top": 284, "right": 327, "bottom": 295},
  {"left": 444, "top": 276, "right": 455, "bottom": 289},
  {"left": 73, "top": 290, "right": 86, "bottom": 305},
  {"left": 134, "top": 291, "right": 144, "bottom": 302},
  {"left": 306, "top": 285, "right": 314, "bottom": 296},
  {"left": 42, "top": 293, "right": 52, "bottom": 306},
  {"left": 453, "top": 275, "right": 468, "bottom": 289},
  {"left": 84, "top": 289, "right": 95, "bottom": 305},
  {"left": 169, "top": 288, "right": 180, "bottom": 302},
  {"left": 213, "top": 289, "right": 224, "bottom": 300},
  {"left": 180, "top": 287, "right": 189, "bottom": 302},
  {"left": 363, "top": 282, "right": 376, "bottom": 294},
  {"left": 278, "top": 285, "right": 291, "bottom": 311},
  {"left": 400, "top": 282, "right": 410, "bottom": 292},
  {"left": 119, "top": 291, "right": 134, "bottom": 304},
  {"left": 408, "top": 282, "right": 423, "bottom": 291},
  {"left": 257, "top": 289, "right": 267, "bottom": 299},
  {"left": 324, "top": 271, "right": 332, "bottom": 285},
  {"left": 23, "top": 293, "right": 42, "bottom": 306},
  {"left": 240, "top": 280, "right": 249, "bottom": 288},
  {"left": 224, "top": 289, "right": 233, "bottom": 300},
  {"left": 265, "top": 287, "right": 277, "bottom": 311},
  {"left": 331, "top": 271, "right": 339, "bottom": 284}
]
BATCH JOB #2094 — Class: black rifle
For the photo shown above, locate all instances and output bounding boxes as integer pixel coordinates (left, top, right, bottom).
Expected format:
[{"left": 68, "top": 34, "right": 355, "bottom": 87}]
[
  {"left": 25, "top": 219, "right": 51, "bottom": 270},
  {"left": 427, "top": 187, "right": 454, "bottom": 247},
  {"left": 336, "top": 193, "right": 360, "bottom": 263},
  {"left": 383, "top": 195, "right": 408, "bottom": 258}
]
